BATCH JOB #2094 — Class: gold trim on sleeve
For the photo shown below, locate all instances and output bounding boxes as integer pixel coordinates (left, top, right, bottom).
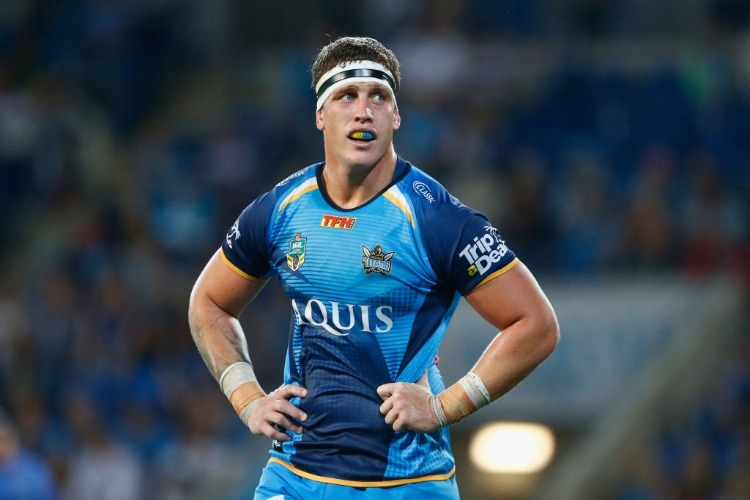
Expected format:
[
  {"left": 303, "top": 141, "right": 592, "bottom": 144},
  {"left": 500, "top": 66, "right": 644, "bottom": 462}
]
[{"left": 219, "top": 248, "right": 266, "bottom": 283}]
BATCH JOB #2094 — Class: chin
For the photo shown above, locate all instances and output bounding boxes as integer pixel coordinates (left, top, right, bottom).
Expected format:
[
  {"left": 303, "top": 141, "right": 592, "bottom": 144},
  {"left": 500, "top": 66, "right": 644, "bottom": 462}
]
[{"left": 345, "top": 150, "right": 382, "bottom": 167}]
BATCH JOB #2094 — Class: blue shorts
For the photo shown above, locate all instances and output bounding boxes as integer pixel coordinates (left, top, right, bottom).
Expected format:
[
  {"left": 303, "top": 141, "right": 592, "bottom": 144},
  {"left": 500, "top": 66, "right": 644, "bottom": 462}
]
[{"left": 253, "top": 459, "right": 460, "bottom": 500}]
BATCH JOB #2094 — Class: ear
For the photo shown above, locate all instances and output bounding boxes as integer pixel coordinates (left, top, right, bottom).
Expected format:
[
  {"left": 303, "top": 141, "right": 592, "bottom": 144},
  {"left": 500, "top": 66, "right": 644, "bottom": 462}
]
[
  {"left": 316, "top": 108, "right": 325, "bottom": 131},
  {"left": 392, "top": 106, "right": 401, "bottom": 131}
]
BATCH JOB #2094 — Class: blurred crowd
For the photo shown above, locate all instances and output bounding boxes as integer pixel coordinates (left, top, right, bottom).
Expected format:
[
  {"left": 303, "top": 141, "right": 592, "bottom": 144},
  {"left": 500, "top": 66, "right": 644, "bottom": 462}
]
[
  {"left": 617, "top": 335, "right": 750, "bottom": 499},
  {"left": 0, "top": 0, "right": 749, "bottom": 498}
]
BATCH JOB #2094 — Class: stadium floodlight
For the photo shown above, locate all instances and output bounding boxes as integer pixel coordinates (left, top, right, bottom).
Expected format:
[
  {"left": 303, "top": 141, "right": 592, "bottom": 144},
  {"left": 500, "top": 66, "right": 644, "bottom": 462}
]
[{"left": 469, "top": 421, "right": 555, "bottom": 474}]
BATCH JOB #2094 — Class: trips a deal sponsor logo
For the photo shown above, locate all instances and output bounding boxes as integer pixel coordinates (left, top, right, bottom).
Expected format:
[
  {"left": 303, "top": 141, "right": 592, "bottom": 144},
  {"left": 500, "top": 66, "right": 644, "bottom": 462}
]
[{"left": 459, "top": 225, "right": 509, "bottom": 277}]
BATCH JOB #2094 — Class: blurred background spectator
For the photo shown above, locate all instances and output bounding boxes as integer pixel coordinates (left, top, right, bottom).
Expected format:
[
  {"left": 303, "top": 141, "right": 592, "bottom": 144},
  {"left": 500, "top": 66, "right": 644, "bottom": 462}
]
[
  {"left": 0, "top": 406, "right": 57, "bottom": 498},
  {"left": 0, "top": 0, "right": 748, "bottom": 498}
]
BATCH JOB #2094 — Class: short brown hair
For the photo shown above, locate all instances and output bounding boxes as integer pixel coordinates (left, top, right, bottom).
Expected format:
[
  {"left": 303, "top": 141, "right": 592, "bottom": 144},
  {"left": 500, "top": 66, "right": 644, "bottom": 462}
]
[{"left": 311, "top": 36, "right": 401, "bottom": 93}]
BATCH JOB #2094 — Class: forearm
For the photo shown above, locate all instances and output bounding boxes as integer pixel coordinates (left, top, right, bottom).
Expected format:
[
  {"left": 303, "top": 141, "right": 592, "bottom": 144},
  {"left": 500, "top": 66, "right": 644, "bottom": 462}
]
[
  {"left": 473, "top": 315, "right": 559, "bottom": 400},
  {"left": 436, "top": 316, "right": 559, "bottom": 425},
  {"left": 193, "top": 305, "right": 311, "bottom": 439},
  {"left": 188, "top": 303, "right": 267, "bottom": 419},
  {"left": 187, "top": 250, "right": 306, "bottom": 436},
  {"left": 188, "top": 306, "right": 251, "bottom": 382}
]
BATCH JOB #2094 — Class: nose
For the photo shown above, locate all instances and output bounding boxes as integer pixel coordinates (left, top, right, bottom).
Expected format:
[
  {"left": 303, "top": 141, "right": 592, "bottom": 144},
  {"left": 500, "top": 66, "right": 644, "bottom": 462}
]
[{"left": 354, "top": 96, "right": 373, "bottom": 122}]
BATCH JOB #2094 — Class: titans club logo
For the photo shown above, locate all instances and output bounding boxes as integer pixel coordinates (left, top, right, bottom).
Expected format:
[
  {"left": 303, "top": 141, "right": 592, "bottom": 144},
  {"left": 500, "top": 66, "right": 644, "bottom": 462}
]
[{"left": 361, "top": 244, "right": 394, "bottom": 275}]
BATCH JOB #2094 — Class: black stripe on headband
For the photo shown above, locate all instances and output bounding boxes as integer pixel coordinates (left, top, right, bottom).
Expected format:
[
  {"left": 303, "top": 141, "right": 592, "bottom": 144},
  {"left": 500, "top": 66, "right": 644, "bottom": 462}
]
[{"left": 315, "top": 68, "right": 397, "bottom": 99}]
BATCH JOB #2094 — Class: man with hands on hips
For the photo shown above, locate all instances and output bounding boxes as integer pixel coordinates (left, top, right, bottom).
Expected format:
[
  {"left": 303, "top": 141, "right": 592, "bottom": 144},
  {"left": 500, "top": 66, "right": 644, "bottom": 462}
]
[{"left": 189, "top": 35, "right": 559, "bottom": 499}]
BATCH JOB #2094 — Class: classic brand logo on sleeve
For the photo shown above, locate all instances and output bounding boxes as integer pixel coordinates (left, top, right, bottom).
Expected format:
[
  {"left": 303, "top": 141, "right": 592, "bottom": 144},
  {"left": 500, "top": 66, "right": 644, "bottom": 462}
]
[
  {"left": 276, "top": 169, "right": 306, "bottom": 186},
  {"left": 226, "top": 219, "right": 241, "bottom": 249},
  {"left": 412, "top": 181, "right": 436, "bottom": 203},
  {"left": 320, "top": 214, "right": 357, "bottom": 229},
  {"left": 459, "top": 225, "right": 509, "bottom": 276}
]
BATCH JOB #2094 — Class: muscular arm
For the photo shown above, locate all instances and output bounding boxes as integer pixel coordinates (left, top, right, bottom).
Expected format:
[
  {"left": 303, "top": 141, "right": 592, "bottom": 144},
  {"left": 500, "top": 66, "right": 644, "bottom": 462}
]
[
  {"left": 378, "top": 261, "right": 559, "bottom": 431},
  {"left": 188, "top": 249, "right": 265, "bottom": 381},
  {"left": 188, "top": 249, "right": 307, "bottom": 440},
  {"left": 464, "top": 261, "right": 560, "bottom": 399}
]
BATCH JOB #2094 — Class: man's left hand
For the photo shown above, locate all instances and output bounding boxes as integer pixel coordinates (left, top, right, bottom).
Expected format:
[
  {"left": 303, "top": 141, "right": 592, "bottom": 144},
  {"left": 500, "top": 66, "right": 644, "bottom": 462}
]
[{"left": 377, "top": 382, "right": 440, "bottom": 433}]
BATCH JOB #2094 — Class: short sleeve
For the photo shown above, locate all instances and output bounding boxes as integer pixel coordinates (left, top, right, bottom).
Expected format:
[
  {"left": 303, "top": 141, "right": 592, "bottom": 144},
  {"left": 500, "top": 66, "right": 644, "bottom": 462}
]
[
  {"left": 221, "top": 191, "right": 277, "bottom": 280},
  {"left": 421, "top": 198, "right": 518, "bottom": 296}
]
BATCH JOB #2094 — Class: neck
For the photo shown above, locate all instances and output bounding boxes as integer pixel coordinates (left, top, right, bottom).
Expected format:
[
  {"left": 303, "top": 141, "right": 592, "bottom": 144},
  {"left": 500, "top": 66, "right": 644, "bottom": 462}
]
[{"left": 321, "top": 148, "right": 398, "bottom": 209}]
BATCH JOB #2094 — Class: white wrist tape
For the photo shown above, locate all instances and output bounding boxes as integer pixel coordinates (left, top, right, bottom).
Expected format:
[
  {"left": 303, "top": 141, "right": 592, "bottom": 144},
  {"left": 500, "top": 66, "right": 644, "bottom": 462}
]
[
  {"left": 219, "top": 361, "right": 257, "bottom": 400},
  {"left": 458, "top": 372, "right": 491, "bottom": 409},
  {"left": 430, "top": 394, "right": 448, "bottom": 428},
  {"left": 238, "top": 396, "right": 264, "bottom": 425}
]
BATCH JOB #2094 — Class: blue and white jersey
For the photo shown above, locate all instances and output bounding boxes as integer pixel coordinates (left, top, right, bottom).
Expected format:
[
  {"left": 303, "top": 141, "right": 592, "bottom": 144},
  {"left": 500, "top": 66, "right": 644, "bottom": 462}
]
[{"left": 221, "top": 157, "right": 518, "bottom": 486}]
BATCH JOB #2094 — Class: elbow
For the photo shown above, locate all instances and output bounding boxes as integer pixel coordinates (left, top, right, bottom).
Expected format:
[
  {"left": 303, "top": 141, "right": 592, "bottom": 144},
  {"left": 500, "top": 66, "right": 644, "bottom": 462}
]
[
  {"left": 187, "top": 305, "right": 200, "bottom": 334},
  {"left": 524, "top": 304, "right": 559, "bottom": 363},
  {"left": 540, "top": 308, "right": 560, "bottom": 358},
  {"left": 187, "top": 285, "right": 212, "bottom": 336},
  {"left": 187, "top": 300, "right": 202, "bottom": 341},
  {"left": 187, "top": 287, "right": 200, "bottom": 329}
]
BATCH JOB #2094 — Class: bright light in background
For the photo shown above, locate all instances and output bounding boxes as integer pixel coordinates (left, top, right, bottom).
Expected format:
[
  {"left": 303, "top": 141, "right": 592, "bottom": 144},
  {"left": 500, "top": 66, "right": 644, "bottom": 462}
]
[{"left": 469, "top": 421, "right": 555, "bottom": 474}]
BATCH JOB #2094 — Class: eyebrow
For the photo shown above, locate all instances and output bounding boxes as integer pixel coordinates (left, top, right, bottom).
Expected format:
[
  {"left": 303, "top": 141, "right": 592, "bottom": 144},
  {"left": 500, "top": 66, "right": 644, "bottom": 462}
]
[{"left": 332, "top": 83, "right": 392, "bottom": 98}]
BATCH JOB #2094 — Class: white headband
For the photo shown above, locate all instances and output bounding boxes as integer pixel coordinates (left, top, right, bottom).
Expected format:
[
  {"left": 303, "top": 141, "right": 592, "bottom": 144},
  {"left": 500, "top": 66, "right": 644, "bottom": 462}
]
[{"left": 314, "top": 60, "right": 397, "bottom": 111}]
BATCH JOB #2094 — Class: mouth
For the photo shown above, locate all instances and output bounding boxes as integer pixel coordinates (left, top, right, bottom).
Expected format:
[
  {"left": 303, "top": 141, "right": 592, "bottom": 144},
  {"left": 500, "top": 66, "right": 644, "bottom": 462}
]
[{"left": 348, "top": 130, "right": 376, "bottom": 143}]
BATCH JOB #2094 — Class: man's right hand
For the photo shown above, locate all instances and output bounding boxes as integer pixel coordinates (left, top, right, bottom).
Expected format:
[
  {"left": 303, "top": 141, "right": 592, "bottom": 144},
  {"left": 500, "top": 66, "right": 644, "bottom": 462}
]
[{"left": 244, "top": 385, "right": 308, "bottom": 441}]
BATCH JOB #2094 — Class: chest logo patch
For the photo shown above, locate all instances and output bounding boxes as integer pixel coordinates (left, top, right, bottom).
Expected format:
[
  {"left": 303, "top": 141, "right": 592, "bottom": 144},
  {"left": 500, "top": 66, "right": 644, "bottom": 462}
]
[
  {"left": 362, "top": 244, "right": 394, "bottom": 275},
  {"left": 320, "top": 214, "right": 357, "bottom": 229},
  {"left": 287, "top": 233, "right": 307, "bottom": 271}
]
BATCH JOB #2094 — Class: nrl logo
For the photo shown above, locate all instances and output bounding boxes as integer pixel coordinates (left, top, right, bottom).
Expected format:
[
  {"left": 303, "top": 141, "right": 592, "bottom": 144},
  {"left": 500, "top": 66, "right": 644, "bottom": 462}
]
[
  {"left": 287, "top": 233, "right": 307, "bottom": 271},
  {"left": 361, "top": 244, "right": 394, "bottom": 275}
]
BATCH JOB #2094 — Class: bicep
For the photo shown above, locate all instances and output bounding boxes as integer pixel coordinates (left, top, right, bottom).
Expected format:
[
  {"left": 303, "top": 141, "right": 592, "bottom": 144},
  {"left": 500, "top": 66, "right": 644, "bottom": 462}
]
[
  {"left": 464, "top": 261, "right": 556, "bottom": 332},
  {"left": 190, "top": 248, "right": 268, "bottom": 319}
]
